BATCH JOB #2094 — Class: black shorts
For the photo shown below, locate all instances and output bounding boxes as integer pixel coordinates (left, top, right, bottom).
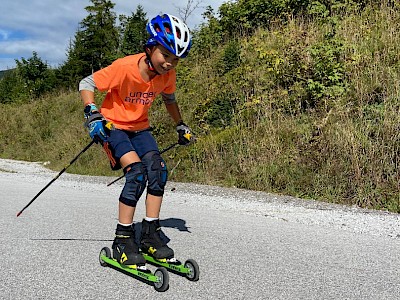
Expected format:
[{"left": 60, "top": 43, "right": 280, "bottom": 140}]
[{"left": 103, "top": 128, "right": 159, "bottom": 170}]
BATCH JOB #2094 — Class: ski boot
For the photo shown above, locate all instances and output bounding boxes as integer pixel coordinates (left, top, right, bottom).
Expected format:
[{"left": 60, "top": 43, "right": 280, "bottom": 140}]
[
  {"left": 140, "top": 219, "right": 200, "bottom": 281},
  {"left": 112, "top": 224, "right": 146, "bottom": 267},
  {"left": 140, "top": 219, "right": 174, "bottom": 259},
  {"left": 99, "top": 224, "right": 170, "bottom": 292}
]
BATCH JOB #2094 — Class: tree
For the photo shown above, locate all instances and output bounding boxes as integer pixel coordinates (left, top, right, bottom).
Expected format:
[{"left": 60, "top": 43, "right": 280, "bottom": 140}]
[
  {"left": 81, "top": 0, "right": 119, "bottom": 70},
  {"left": 60, "top": 0, "right": 119, "bottom": 87},
  {"left": 191, "top": 6, "right": 222, "bottom": 57},
  {"left": 174, "top": 0, "right": 204, "bottom": 23},
  {"left": 19, "top": 52, "right": 56, "bottom": 97},
  {"left": 0, "top": 70, "right": 21, "bottom": 103},
  {"left": 119, "top": 5, "right": 148, "bottom": 55},
  {"left": 0, "top": 52, "right": 57, "bottom": 103}
]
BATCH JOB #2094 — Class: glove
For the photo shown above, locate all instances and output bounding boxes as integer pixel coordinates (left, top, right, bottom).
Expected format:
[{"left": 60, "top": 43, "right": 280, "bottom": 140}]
[
  {"left": 84, "top": 103, "right": 108, "bottom": 143},
  {"left": 176, "top": 121, "right": 194, "bottom": 145}
]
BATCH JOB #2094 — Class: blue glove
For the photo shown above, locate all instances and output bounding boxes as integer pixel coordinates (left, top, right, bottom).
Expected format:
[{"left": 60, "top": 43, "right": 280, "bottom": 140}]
[
  {"left": 84, "top": 103, "right": 108, "bottom": 143},
  {"left": 176, "top": 121, "right": 194, "bottom": 145}
]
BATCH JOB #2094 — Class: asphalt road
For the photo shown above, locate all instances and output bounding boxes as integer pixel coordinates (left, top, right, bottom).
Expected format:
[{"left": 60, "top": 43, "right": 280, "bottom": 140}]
[{"left": 1, "top": 159, "right": 399, "bottom": 300}]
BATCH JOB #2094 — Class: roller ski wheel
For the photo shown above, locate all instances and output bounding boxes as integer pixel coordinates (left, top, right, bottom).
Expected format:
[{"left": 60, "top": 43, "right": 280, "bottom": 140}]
[
  {"left": 99, "top": 246, "right": 111, "bottom": 267},
  {"left": 98, "top": 247, "right": 170, "bottom": 292},
  {"left": 153, "top": 267, "right": 170, "bottom": 292},
  {"left": 184, "top": 259, "right": 200, "bottom": 281},
  {"left": 142, "top": 252, "right": 200, "bottom": 282}
]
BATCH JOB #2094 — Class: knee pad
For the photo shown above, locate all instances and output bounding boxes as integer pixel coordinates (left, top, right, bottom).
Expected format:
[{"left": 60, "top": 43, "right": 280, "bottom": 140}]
[
  {"left": 142, "top": 151, "right": 168, "bottom": 196},
  {"left": 119, "top": 162, "right": 147, "bottom": 207}
]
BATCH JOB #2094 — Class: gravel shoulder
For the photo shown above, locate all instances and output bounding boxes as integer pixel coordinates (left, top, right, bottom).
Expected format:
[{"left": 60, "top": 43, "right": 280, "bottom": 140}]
[{"left": 2, "top": 158, "right": 399, "bottom": 239}]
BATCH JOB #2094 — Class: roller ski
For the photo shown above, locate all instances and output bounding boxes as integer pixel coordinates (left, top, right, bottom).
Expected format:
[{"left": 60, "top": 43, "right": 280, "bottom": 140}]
[
  {"left": 140, "top": 219, "right": 200, "bottom": 281},
  {"left": 99, "top": 224, "right": 169, "bottom": 292}
]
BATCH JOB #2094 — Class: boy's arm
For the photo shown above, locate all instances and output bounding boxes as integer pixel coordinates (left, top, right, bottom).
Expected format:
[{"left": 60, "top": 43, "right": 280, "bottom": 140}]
[
  {"left": 162, "top": 92, "right": 183, "bottom": 124},
  {"left": 162, "top": 93, "right": 194, "bottom": 145},
  {"left": 80, "top": 90, "right": 96, "bottom": 106},
  {"left": 79, "top": 75, "right": 108, "bottom": 143},
  {"left": 164, "top": 102, "right": 183, "bottom": 125},
  {"left": 79, "top": 75, "right": 96, "bottom": 106}
]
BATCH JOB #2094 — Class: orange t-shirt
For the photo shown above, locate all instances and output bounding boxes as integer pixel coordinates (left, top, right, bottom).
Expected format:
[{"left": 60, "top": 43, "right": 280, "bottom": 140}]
[{"left": 93, "top": 53, "right": 176, "bottom": 131}]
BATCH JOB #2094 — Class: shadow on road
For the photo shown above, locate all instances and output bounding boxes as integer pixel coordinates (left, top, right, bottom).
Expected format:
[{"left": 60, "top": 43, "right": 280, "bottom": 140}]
[
  {"left": 134, "top": 217, "right": 192, "bottom": 245},
  {"left": 30, "top": 238, "right": 113, "bottom": 242},
  {"left": 30, "top": 218, "right": 191, "bottom": 244},
  {"left": 160, "top": 217, "right": 192, "bottom": 233}
]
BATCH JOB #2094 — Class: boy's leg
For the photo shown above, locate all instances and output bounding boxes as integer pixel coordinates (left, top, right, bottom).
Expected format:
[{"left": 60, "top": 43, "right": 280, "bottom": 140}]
[
  {"left": 112, "top": 150, "right": 147, "bottom": 266},
  {"left": 145, "top": 194, "right": 163, "bottom": 218},
  {"left": 118, "top": 202, "right": 136, "bottom": 224},
  {"left": 140, "top": 151, "right": 174, "bottom": 259},
  {"left": 118, "top": 151, "right": 141, "bottom": 223},
  {"left": 106, "top": 130, "right": 148, "bottom": 266},
  {"left": 129, "top": 131, "right": 166, "bottom": 220},
  {"left": 128, "top": 131, "right": 174, "bottom": 259}
]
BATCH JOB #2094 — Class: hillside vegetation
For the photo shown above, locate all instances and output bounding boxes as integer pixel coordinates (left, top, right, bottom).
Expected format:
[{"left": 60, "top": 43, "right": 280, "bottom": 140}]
[{"left": 1, "top": 1, "right": 399, "bottom": 212}]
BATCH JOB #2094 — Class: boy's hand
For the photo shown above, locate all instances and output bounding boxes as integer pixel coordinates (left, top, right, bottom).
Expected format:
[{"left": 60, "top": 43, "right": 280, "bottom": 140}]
[
  {"left": 176, "top": 121, "right": 194, "bottom": 145},
  {"left": 84, "top": 104, "right": 108, "bottom": 143}
]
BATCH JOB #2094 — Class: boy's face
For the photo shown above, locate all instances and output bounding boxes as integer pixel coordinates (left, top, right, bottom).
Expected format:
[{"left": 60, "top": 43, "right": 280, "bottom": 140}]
[{"left": 148, "top": 45, "right": 180, "bottom": 74}]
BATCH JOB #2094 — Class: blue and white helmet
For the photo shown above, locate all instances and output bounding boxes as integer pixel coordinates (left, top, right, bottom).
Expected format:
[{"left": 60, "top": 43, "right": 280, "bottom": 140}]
[{"left": 146, "top": 14, "right": 192, "bottom": 58}]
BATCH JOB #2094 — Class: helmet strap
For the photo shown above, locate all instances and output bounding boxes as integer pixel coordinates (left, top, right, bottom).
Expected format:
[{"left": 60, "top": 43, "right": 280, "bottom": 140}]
[{"left": 144, "top": 46, "right": 160, "bottom": 75}]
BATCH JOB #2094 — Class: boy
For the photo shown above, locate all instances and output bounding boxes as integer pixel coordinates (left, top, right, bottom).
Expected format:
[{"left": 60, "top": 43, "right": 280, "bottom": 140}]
[{"left": 79, "top": 14, "right": 193, "bottom": 267}]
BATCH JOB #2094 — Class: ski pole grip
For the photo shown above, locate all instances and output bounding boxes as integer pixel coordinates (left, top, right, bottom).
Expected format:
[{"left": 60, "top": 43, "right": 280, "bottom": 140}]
[
  {"left": 184, "top": 133, "right": 192, "bottom": 141},
  {"left": 105, "top": 121, "right": 114, "bottom": 131}
]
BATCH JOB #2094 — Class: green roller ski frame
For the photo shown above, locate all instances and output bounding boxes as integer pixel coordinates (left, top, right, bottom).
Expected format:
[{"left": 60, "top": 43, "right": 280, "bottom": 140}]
[
  {"left": 99, "top": 247, "right": 169, "bottom": 292},
  {"left": 142, "top": 253, "right": 200, "bottom": 281}
]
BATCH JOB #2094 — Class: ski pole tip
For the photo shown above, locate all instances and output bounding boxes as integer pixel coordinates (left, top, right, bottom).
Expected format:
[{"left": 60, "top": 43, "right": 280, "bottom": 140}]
[{"left": 16, "top": 211, "right": 22, "bottom": 217}]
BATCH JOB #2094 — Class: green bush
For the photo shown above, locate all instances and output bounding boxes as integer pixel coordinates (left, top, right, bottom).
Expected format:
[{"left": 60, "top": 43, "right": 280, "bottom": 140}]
[{"left": 219, "top": 0, "right": 310, "bottom": 35}]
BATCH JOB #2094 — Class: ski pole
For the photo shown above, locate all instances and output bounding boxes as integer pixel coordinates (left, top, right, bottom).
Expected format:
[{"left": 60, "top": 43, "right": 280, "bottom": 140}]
[
  {"left": 16, "top": 140, "right": 96, "bottom": 217},
  {"left": 159, "top": 141, "right": 179, "bottom": 155},
  {"left": 106, "top": 142, "right": 179, "bottom": 187}
]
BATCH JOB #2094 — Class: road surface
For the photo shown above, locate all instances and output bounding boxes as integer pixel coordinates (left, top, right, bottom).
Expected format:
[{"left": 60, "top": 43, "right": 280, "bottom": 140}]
[{"left": 1, "top": 159, "right": 399, "bottom": 299}]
